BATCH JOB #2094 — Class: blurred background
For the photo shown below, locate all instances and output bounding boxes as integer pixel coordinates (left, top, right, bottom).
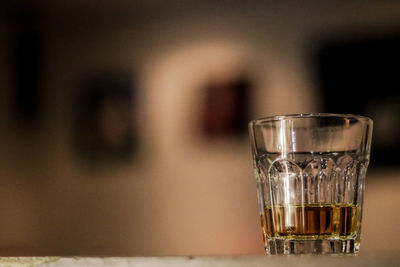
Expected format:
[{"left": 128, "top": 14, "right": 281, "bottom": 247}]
[{"left": 1, "top": 0, "right": 400, "bottom": 256}]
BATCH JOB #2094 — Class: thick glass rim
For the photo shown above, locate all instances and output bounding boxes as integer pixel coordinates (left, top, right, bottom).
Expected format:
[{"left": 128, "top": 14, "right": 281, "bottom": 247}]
[{"left": 250, "top": 113, "right": 373, "bottom": 125}]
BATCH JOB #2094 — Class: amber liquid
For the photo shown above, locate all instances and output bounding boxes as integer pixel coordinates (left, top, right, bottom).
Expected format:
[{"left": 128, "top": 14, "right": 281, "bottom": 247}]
[{"left": 261, "top": 203, "right": 359, "bottom": 240}]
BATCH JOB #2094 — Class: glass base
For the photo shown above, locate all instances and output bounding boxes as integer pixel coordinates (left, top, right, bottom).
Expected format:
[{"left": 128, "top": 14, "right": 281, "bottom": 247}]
[{"left": 265, "top": 239, "right": 359, "bottom": 254}]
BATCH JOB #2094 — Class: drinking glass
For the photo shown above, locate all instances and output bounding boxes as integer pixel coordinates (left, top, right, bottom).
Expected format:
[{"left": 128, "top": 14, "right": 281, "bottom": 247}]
[{"left": 248, "top": 114, "right": 373, "bottom": 254}]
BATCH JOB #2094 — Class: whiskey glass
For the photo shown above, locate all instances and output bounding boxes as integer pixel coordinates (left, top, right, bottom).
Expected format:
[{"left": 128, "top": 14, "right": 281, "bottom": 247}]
[{"left": 249, "top": 114, "right": 373, "bottom": 254}]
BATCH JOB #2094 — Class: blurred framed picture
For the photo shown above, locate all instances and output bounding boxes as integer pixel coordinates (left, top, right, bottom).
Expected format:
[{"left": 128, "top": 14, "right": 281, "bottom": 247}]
[
  {"left": 315, "top": 34, "right": 400, "bottom": 166},
  {"left": 11, "top": 10, "right": 42, "bottom": 125},
  {"left": 199, "top": 75, "right": 251, "bottom": 139},
  {"left": 73, "top": 70, "right": 138, "bottom": 162}
]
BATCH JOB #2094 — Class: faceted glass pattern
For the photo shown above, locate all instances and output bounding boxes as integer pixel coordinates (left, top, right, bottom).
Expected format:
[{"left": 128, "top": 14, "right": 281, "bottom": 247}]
[{"left": 249, "top": 114, "right": 373, "bottom": 254}]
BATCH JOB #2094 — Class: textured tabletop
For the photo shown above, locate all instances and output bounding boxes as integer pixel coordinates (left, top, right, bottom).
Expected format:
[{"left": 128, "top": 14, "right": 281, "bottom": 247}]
[{"left": 1, "top": 255, "right": 399, "bottom": 267}]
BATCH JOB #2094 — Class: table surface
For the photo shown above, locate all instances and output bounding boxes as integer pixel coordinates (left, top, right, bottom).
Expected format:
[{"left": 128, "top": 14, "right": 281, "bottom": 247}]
[{"left": 1, "top": 255, "right": 399, "bottom": 267}]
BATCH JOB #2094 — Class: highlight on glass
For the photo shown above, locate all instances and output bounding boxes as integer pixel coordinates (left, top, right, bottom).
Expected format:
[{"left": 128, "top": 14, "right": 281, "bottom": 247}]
[{"left": 248, "top": 114, "right": 373, "bottom": 254}]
